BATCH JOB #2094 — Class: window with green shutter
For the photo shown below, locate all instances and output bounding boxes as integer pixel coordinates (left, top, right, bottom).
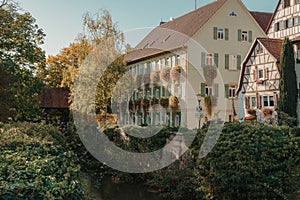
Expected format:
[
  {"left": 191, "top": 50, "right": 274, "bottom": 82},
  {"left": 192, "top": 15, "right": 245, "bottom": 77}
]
[
  {"left": 238, "top": 29, "right": 242, "bottom": 41},
  {"left": 201, "top": 83, "right": 206, "bottom": 97},
  {"left": 237, "top": 55, "right": 241, "bottom": 70},
  {"left": 224, "top": 84, "right": 229, "bottom": 98},
  {"left": 225, "top": 54, "right": 229, "bottom": 70},
  {"left": 214, "top": 53, "right": 219, "bottom": 67},
  {"left": 213, "top": 27, "right": 218, "bottom": 40},
  {"left": 248, "top": 30, "right": 252, "bottom": 43},
  {"left": 225, "top": 28, "right": 229, "bottom": 40}
]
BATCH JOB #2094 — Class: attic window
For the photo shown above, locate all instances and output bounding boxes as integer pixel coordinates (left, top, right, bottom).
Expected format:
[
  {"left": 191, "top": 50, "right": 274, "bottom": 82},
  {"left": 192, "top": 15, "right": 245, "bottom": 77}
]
[
  {"left": 163, "top": 35, "right": 171, "bottom": 43},
  {"left": 149, "top": 41, "right": 155, "bottom": 47},
  {"left": 143, "top": 43, "right": 149, "bottom": 49},
  {"left": 229, "top": 12, "right": 237, "bottom": 17}
]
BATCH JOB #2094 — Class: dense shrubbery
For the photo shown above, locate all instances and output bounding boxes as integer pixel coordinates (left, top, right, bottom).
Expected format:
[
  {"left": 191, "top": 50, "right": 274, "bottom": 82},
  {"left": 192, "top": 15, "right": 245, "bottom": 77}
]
[{"left": 0, "top": 122, "right": 85, "bottom": 199}]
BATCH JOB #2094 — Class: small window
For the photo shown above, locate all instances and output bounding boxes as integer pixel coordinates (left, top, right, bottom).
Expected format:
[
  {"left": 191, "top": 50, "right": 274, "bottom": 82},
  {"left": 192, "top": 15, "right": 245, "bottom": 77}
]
[
  {"left": 176, "top": 55, "right": 181, "bottom": 65},
  {"left": 241, "top": 31, "right": 248, "bottom": 41},
  {"left": 229, "top": 85, "right": 236, "bottom": 98},
  {"left": 284, "top": 0, "right": 290, "bottom": 8},
  {"left": 256, "top": 44, "right": 264, "bottom": 54},
  {"left": 285, "top": 19, "right": 293, "bottom": 28},
  {"left": 250, "top": 96, "right": 257, "bottom": 108},
  {"left": 165, "top": 57, "right": 170, "bottom": 67},
  {"left": 294, "top": 17, "right": 300, "bottom": 26},
  {"left": 229, "top": 55, "right": 237, "bottom": 70},
  {"left": 206, "top": 53, "right": 213, "bottom": 65},
  {"left": 205, "top": 85, "right": 213, "bottom": 96},
  {"left": 258, "top": 69, "right": 264, "bottom": 79},
  {"left": 218, "top": 28, "right": 224, "bottom": 40},
  {"left": 275, "top": 21, "right": 283, "bottom": 31},
  {"left": 296, "top": 0, "right": 300, "bottom": 4},
  {"left": 263, "top": 96, "right": 275, "bottom": 107}
]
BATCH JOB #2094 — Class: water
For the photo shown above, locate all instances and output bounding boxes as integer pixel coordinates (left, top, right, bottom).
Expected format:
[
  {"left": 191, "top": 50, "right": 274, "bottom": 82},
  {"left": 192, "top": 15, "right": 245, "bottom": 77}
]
[
  {"left": 82, "top": 173, "right": 163, "bottom": 200},
  {"left": 101, "top": 176, "right": 163, "bottom": 200}
]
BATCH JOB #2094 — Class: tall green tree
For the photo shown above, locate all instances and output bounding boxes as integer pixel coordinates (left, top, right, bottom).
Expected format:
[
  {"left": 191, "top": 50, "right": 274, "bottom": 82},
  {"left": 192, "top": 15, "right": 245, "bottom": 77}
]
[
  {"left": 0, "top": 1, "right": 46, "bottom": 121},
  {"left": 278, "top": 37, "right": 298, "bottom": 122}
]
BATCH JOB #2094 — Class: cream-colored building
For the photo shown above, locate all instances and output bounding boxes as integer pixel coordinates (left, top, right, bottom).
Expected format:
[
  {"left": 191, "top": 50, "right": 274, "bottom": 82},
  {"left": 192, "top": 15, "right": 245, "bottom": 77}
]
[{"left": 123, "top": 0, "right": 271, "bottom": 128}]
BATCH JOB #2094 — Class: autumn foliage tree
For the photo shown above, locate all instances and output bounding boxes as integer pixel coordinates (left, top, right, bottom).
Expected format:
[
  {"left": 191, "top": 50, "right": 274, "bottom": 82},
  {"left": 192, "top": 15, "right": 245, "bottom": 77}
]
[
  {"left": 0, "top": 1, "right": 45, "bottom": 121},
  {"left": 279, "top": 37, "right": 298, "bottom": 124}
]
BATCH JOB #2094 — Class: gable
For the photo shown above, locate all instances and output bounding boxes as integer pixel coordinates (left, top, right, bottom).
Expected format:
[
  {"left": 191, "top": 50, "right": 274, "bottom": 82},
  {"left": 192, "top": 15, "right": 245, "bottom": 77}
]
[{"left": 267, "top": 0, "right": 300, "bottom": 39}]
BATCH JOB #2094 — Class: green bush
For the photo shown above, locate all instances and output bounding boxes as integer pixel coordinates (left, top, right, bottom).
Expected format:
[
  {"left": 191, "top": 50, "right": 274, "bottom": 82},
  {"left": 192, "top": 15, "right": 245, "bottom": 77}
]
[
  {"left": 0, "top": 122, "right": 85, "bottom": 199},
  {"left": 195, "top": 122, "right": 300, "bottom": 200}
]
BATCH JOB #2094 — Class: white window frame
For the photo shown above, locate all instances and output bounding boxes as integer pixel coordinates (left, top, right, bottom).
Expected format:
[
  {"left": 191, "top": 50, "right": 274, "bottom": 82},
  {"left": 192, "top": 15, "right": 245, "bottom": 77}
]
[
  {"left": 262, "top": 95, "right": 275, "bottom": 108},
  {"left": 206, "top": 53, "right": 213, "bottom": 66},
  {"left": 217, "top": 28, "right": 224, "bottom": 40},
  {"left": 258, "top": 69, "right": 264, "bottom": 79},
  {"left": 229, "top": 55, "right": 237, "bottom": 70},
  {"left": 205, "top": 85, "right": 213, "bottom": 96},
  {"left": 176, "top": 55, "right": 181, "bottom": 65},
  {"left": 250, "top": 96, "right": 257, "bottom": 109},
  {"left": 241, "top": 31, "right": 248, "bottom": 41},
  {"left": 229, "top": 85, "right": 236, "bottom": 98}
]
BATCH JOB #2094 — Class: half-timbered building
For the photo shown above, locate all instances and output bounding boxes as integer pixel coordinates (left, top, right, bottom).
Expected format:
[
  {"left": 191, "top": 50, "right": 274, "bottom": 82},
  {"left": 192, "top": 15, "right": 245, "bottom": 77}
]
[
  {"left": 237, "top": 38, "right": 283, "bottom": 121},
  {"left": 238, "top": 0, "right": 300, "bottom": 124}
]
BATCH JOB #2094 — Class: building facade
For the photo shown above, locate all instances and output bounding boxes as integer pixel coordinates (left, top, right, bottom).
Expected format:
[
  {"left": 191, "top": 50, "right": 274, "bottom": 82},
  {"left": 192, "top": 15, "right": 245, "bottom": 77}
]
[
  {"left": 238, "top": 0, "right": 300, "bottom": 124},
  {"left": 123, "top": 0, "right": 271, "bottom": 128}
]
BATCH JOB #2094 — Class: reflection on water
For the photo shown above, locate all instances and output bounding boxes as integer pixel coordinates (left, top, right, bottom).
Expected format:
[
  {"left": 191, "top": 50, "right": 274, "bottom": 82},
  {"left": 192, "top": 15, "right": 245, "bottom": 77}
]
[{"left": 101, "top": 176, "right": 163, "bottom": 200}]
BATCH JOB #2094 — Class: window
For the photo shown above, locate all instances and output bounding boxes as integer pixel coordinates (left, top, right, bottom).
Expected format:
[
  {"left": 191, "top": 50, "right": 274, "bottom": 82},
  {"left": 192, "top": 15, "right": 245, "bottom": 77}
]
[
  {"left": 256, "top": 44, "right": 263, "bottom": 54},
  {"left": 218, "top": 28, "right": 224, "bottom": 40},
  {"left": 206, "top": 85, "right": 213, "bottom": 96},
  {"left": 229, "top": 85, "right": 236, "bottom": 98},
  {"left": 206, "top": 53, "right": 213, "bottom": 65},
  {"left": 285, "top": 18, "right": 293, "bottom": 28},
  {"left": 175, "top": 55, "right": 181, "bottom": 65},
  {"left": 296, "top": 0, "right": 300, "bottom": 4},
  {"left": 139, "top": 65, "right": 144, "bottom": 75},
  {"left": 229, "top": 55, "right": 237, "bottom": 70},
  {"left": 284, "top": 0, "right": 290, "bottom": 8},
  {"left": 165, "top": 57, "right": 170, "bottom": 67},
  {"left": 214, "top": 27, "right": 228, "bottom": 40},
  {"left": 275, "top": 21, "right": 283, "bottom": 31},
  {"left": 263, "top": 96, "right": 274, "bottom": 107},
  {"left": 250, "top": 96, "right": 257, "bottom": 108},
  {"left": 241, "top": 31, "right": 248, "bottom": 41},
  {"left": 297, "top": 44, "right": 300, "bottom": 63},
  {"left": 258, "top": 69, "right": 264, "bottom": 79}
]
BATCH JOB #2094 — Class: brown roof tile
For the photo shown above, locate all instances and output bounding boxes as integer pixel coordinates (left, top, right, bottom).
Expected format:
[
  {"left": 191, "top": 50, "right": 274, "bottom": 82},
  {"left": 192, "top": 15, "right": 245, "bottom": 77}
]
[
  {"left": 38, "top": 88, "right": 70, "bottom": 109},
  {"left": 258, "top": 38, "right": 283, "bottom": 60},
  {"left": 250, "top": 11, "right": 273, "bottom": 32},
  {"left": 125, "top": 0, "right": 227, "bottom": 64}
]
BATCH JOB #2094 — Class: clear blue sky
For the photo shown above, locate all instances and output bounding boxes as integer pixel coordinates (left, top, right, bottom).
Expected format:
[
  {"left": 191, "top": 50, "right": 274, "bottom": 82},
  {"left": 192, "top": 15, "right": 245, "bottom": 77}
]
[{"left": 19, "top": 0, "right": 278, "bottom": 56}]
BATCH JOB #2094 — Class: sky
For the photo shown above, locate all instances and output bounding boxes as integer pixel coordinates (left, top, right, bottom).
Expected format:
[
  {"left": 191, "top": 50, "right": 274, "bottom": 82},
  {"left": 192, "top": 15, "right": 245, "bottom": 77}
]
[{"left": 18, "top": 0, "right": 278, "bottom": 56}]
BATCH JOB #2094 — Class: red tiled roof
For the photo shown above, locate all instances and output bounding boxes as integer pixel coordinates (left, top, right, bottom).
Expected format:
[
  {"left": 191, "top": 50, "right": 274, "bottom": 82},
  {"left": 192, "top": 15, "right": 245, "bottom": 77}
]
[
  {"left": 258, "top": 38, "right": 283, "bottom": 61},
  {"left": 38, "top": 88, "right": 70, "bottom": 109},
  {"left": 125, "top": 0, "right": 227, "bottom": 64},
  {"left": 249, "top": 11, "right": 273, "bottom": 32}
]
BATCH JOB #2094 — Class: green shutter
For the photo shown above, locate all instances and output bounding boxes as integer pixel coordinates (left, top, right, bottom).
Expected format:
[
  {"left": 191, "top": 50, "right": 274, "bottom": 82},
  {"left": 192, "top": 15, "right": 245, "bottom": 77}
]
[
  {"left": 237, "top": 55, "right": 242, "bottom": 70},
  {"left": 248, "top": 30, "right": 253, "bottom": 43},
  {"left": 201, "top": 52, "right": 206, "bottom": 67},
  {"left": 225, "top": 28, "right": 229, "bottom": 40},
  {"left": 161, "top": 86, "right": 165, "bottom": 97},
  {"left": 214, "top": 83, "right": 219, "bottom": 97},
  {"left": 213, "top": 27, "right": 217, "bottom": 40},
  {"left": 201, "top": 83, "right": 206, "bottom": 97},
  {"left": 224, "top": 84, "right": 229, "bottom": 98},
  {"left": 238, "top": 29, "right": 242, "bottom": 41},
  {"left": 214, "top": 53, "right": 219, "bottom": 67},
  {"left": 225, "top": 54, "right": 229, "bottom": 70}
]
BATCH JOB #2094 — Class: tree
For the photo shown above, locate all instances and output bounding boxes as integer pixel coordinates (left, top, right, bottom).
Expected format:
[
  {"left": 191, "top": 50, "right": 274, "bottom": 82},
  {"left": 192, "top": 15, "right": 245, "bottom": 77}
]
[
  {"left": 45, "top": 9, "right": 127, "bottom": 123},
  {"left": 0, "top": 1, "right": 46, "bottom": 121},
  {"left": 278, "top": 37, "right": 298, "bottom": 124}
]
